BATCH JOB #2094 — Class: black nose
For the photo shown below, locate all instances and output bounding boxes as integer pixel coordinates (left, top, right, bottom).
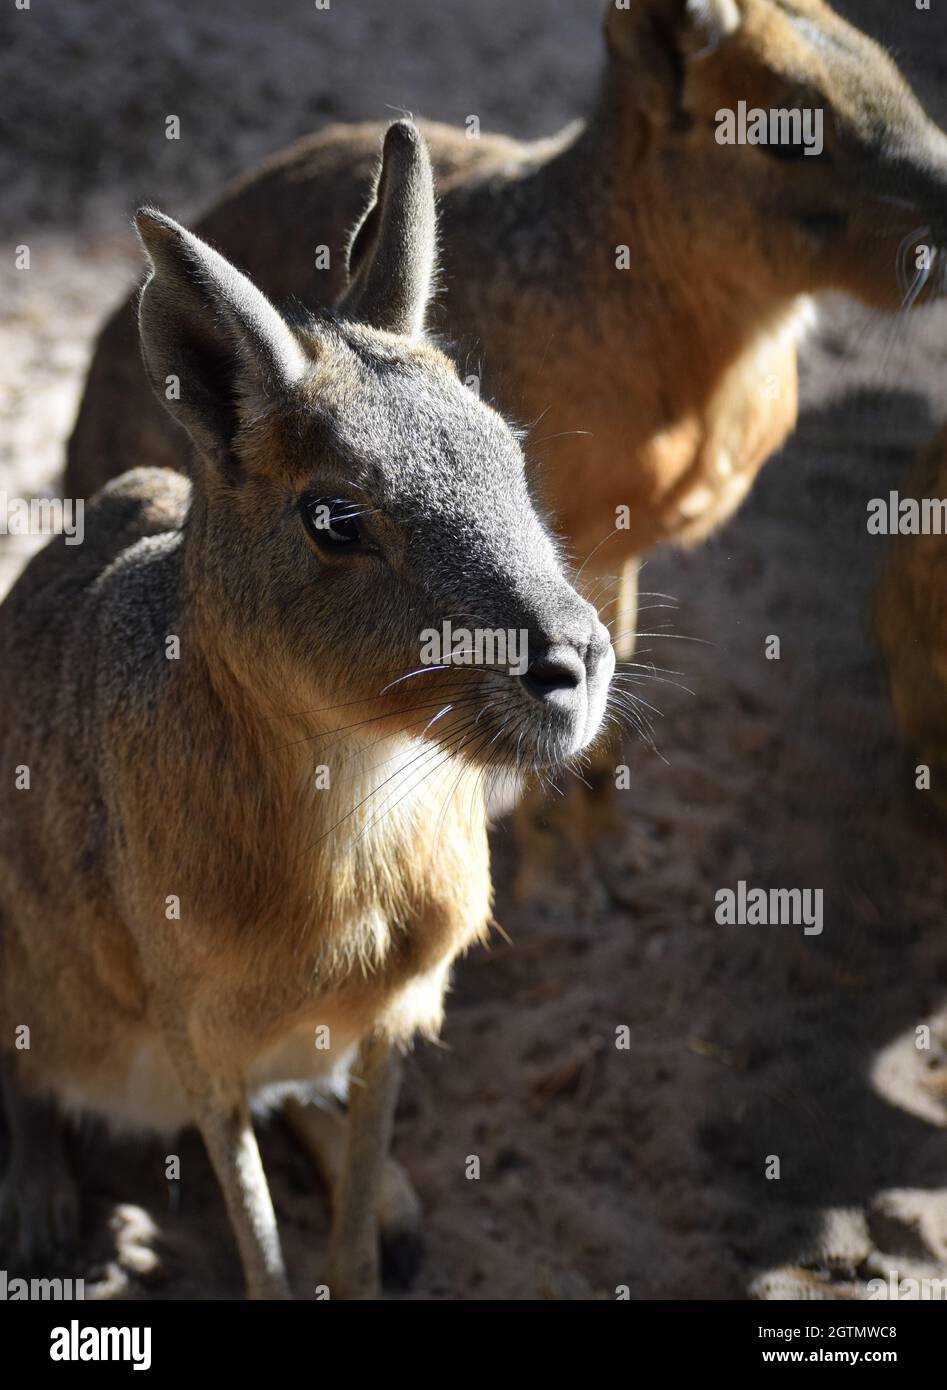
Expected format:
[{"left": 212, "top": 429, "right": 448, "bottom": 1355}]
[{"left": 520, "top": 647, "right": 586, "bottom": 702}]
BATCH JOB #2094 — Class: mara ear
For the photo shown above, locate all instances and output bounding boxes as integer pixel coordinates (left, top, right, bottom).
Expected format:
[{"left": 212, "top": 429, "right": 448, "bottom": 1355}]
[
  {"left": 341, "top": 119, "right": 437, "bottom": 338},
  {"left": 604, "top": 0, "right": 743, "bottom": 122},
  {"left": 135, "top": 208, "right": 308, "bottom": 464}
]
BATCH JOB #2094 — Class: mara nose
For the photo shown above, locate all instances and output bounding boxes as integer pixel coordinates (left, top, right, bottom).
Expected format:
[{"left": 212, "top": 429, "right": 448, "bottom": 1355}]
[{"left": 520, "top": 645, "right": 586, "bottom": 702}]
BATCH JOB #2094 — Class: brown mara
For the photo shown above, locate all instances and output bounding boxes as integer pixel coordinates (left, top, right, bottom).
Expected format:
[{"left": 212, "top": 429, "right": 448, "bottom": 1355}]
[{"left": 0, "top": 123, "right": 615, "bottom": 1299}]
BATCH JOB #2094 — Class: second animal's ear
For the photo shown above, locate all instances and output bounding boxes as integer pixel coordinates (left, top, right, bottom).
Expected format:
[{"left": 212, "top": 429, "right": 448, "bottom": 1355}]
[
  {"left": 342, "top": 119, "right": 437, "bottom": 338},
  {"left": 135, "top": 209, "right": 308, "bottom": 465},
  {"left": 605, "top": 0, "right": 743, "bottom": 123}
]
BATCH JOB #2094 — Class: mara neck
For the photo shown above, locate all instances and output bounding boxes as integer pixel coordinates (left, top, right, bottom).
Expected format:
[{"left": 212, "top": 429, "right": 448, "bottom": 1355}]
[
  {"left": 178, "top": 498, "right": 483, "bottom": 837},
  {"left": 494, "top": 81, "right": 809, "bottom": 398}
]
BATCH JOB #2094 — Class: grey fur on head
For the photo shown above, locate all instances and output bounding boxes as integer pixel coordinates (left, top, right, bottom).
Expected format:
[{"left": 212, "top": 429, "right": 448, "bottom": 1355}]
[{"left": 126, "top": 121, "right": 612, "bottom": 773}]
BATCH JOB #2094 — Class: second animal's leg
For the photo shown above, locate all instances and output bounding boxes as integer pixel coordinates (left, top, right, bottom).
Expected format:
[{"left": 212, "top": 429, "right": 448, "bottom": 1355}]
[
  {"left": 587, "top": 557, "right": 637, "bottom": 817},
  {"left": 581, "top": 549, "right": 639, "bottom": 839},
  {"left": 327, "top": 1034, "right": 402, "bottom": 1299},
  {"left": 0, "top": 1058, "right": 79, "bottom": 1265},
  {"left": 282, "top": 1092, "right": 422, "bottom": 1287},
  {"left": 512, "top": 775, "right": 591, "bottom": 910},
  {"left": 581, "top": 556, "right": 644, "bottom": 907},
  {"left": 613, "top": 554, "right": 640, "bottom": 668}
]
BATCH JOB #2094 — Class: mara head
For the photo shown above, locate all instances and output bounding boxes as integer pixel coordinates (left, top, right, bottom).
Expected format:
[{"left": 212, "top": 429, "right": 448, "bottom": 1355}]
[
  {"left": 604, "top": 0, "right": 947, "bottom": 310},
  {"left": 136, "top": 122, "right": 614, "bottom": 775}
]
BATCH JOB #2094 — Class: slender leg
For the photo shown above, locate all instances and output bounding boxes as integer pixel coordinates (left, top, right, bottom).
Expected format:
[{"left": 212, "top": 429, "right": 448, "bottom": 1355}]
[
  {"left": 581, "top": 556, "right": 643, "bottom": 906},
  {"left": 583, "top": 554, "right": 640, "bottom": 841},
  {"left": 283, "top": 1094, "right": 422, "bottom": 1287},
  {"left": 0, "top": 1058, "right": 79, "bottom": 1265},
  {"left": 512, "top": 775, "right": 588, "bottom": 907},
  {"left": 614, "top": 555, "right": 640, "bottom": 664},
  {"left": 581, "top": 727, "right": 626, "bottom": 839},
  {"left": 327, "top": 1034, "right": 402, "bottom": 1300},
  {"left": 194, "top": 1096, "right": 290, "bottom": 1299},
  {"left": 160, "top": 1029, "right": 290, "bottom": 1300}
]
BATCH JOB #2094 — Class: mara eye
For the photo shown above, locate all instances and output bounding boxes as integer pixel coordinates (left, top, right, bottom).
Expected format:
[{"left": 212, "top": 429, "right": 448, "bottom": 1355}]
[
  {"left": 761, "top": 138, "right": 819, "bottom": 163},
  {"left": 300, "top": 495, "right": 365, "bottom": 551},
  {"left": 757, "top": 108, "right": 831, "bottom": 164}
]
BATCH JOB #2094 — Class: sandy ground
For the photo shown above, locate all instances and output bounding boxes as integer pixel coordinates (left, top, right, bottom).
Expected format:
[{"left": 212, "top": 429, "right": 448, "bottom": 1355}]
[{"left": 3, "top": 0, "right": 947, "bottom": 1301}]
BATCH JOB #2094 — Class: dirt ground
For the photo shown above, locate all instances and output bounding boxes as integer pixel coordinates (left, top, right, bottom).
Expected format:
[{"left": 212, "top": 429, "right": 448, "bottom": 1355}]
[{"left": 3, "top": 0, "right": 947, "bottom": 1301}]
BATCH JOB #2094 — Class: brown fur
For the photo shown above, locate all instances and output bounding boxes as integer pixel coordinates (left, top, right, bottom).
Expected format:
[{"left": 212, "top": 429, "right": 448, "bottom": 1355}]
[{"left": 0, "top": 128, "right": 613, "bottom": 1296}]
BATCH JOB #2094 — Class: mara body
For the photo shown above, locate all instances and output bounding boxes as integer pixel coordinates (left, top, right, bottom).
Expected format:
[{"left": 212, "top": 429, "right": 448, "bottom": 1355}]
[{"left": 0, "top": 125, "right": 614, "bottom": 1298}]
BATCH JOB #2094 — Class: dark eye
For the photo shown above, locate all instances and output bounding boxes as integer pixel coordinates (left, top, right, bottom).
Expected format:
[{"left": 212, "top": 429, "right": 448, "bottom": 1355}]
[
  {"left": 756, "top": 141, "right": 806, "bottom": 164},
  {"left": 760, "top": 138, "right": 821, "bottom": 163},
  {"left": 300, "top": 495, "right": 365, "bottom": 551},
  {"left": 756, "top": 105, "right": 832, "bottom": 164}
]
